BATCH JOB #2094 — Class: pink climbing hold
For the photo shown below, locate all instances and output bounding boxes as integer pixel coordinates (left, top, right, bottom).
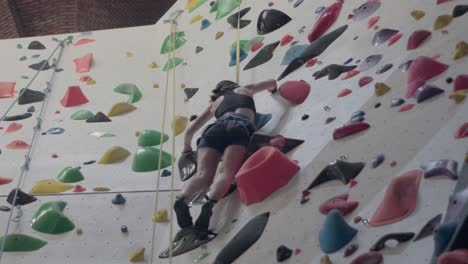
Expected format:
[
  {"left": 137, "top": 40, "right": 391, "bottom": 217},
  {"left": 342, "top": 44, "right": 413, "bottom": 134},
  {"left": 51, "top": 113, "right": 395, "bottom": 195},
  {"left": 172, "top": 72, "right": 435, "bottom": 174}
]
[
  {"left": 454, "top": 123, "right": 468, "bottom": 139},
  {"left": 333, "top": 122, "right": 370, "bottom": 140},
  {"left": 6, "top": 140, "right": 30, "bottom": 150},
  {"left": 0, "top": 82, "right": 15, "bottom": 99},
  {"left": 387, "top": 32, "right": 403, "bottom": 46},
  {"left": 437, "top": 0, "right": 451, "bottom": 4},
  {"left": 407, "top": 56, "right": 449, "bottom": 85},
  {"left": 60, "top": 86, "right": 89, "bottom": 107},
  {"left": 73, "top": 185, "right": 86, "bottom": 192},
  {"left": 0, "top": 177, "right": 13, "bottom": 185},
  {"left": 251, "top": 42, "right": 264, "bottom": 52},
  {"left": 349, "top": 179, "right": 358, "bottom": 188},
  {"left": 278, "top": 80, "right": 311, "bottom": 104},
  {"left": 73, "top": 53, "right": 93, "bottom": 73},
  {"left": 280, "top": 35, "right": 294, "bottom": 46},
  {"left": 80, "top": 75, "right": 91, "bottom": 82},
  {"left": 337, "top": 89, "right": 352, "bottom": 98},
  {"left": 308, "top": 0, "right": 343, "bottom": 43},
  {"left": 235, "top": 146, "right": 300, "bottom": 205},
  {"left": 358, "top": 76, "right": 374, "bottom": 87},
  {"left": 350, "top": 252, "right": 383, "bottom": 264},
  {"left": 342, "top": 70, "right": 360, "bottom": 80},
  {"left": 73, "top": 38, "right": 96, "bottom": 46},
  {"left": 268, "top": 2, "right": 273, "bottom": 7},
  {"left": 5, "top": 122, "right": 23, "bottom": 134},
  {"left": 406, "top": 80, "right": 426, "bottom": 99},
  {"left": 454, "top": 74, "right": 468, "bottom": 92},
  {"left": 432, "top": 54, "right": 441, "bottom": 60},
  {"left": 398, "top": 103, "right": 416, "bottom": 112},
  {"left": 368, "top": 16, "right": 380, "bottom": 29},
  {"left": 294, "top": 248, "right": 302, "bottom": 255},
  {"left": 51, "top": 154, "right": 59, "bottom": 158},
  {"left": 407, "top": 30, "right": 431, "bottom": 50},
  {"left": 319, "top": 193, "right": 359, "bottom": 216},
  {"left": 305, "top": 58, "right": 318, "bottom": 68},
  {"left": 353, "top": 216, "right": 362, "bottom": 224},
  {"left": 438, "top": 249, "right": 468, "bottom": 264},
  {"left": 369, "top": 170, "right": 422, "bottom": 227}
]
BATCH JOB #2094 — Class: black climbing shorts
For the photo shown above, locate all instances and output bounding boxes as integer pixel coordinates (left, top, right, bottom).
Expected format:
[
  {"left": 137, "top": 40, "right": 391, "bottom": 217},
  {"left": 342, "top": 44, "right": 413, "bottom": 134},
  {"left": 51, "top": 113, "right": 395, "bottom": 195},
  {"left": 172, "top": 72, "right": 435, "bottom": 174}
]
[{"left": 197, "top": 113, "right": 256, "bottom": 154}]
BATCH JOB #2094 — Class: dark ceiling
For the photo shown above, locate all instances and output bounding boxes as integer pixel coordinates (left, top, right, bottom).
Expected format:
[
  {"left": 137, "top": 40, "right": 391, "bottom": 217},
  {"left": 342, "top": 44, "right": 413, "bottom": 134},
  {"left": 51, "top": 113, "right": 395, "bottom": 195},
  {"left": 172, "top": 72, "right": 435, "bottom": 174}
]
[{"left": 0, "top": 0, "right": 177, "bottom": 40}]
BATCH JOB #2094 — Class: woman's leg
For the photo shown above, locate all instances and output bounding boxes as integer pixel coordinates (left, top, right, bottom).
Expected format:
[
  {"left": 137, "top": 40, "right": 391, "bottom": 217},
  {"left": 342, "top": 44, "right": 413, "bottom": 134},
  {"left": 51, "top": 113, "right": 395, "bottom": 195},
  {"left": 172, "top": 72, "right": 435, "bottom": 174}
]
[{"left": 174, "top": 147, "right": 221, "bottom": 229}]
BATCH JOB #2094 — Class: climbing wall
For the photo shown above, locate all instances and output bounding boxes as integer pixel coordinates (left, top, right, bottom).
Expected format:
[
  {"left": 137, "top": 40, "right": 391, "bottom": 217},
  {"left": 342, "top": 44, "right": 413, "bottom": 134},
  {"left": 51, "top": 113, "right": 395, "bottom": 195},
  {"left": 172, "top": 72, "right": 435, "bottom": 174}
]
[{"left": 0, "top": 0, "right": 467, "bottom": 263}]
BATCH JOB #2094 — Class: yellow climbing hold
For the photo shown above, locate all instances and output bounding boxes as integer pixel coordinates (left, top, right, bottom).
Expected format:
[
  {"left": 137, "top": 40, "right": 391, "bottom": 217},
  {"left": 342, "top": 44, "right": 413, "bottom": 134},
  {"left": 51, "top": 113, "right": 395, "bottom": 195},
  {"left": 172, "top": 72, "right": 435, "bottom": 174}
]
[
  {"left": 374, "top": 82, "right": 391, "bottom": 97},
  {"left": 128, "top": 247, "right": 145, "bottom": 262},
  {"left": 76, "top": 228, "right": 83, "bottom": 235},
  {"left": 465, "top": 154, "right": 468, "bottom": 163},
  {"left": 31, "top": 179, "right": 73, "bottom": 194},
  {"left": 148, "top": 62, "right": 158, "bottom": 69},
  {"left": 93, "top": 187, "right": 111, "bottom": 192},
  {"left": 373, "top": 25, "right": 379, "bottom": 30},
  {"left": 433, "top": 15, "right": 453, "bottom": 30},
  {"left": 411, "top": 10, "right": 425, "bottom": 20},
  {"left": 135, "top": 131, "right": 141, "bottom": 137},
  {"left": 390, "top": 160, "right": 397, "bottom": 167},
  {"left": 107, "top": 102, "right": 137, "bottom": 117},
  {"left": 453, "top": 41, "right": 468, "bottom": 60},
  {"left": 172, "top": 116, "right": 188, "bottom": 136},
  {"left": 180, "top": 83, "right": 186, "bottom": 88},
  {"left": 215, "top": 32, "right": 224, "bottom": 40},
  {"left": 190, "top": 15, "right": 203, "bottom": 24},
  {"left": 86, "top": 78, "right": 96, "bottom": 85},
  {"left": 152, "top": 208, "right": 168, "bottom": 223},
  {"left": 98, "top": 146, "right": 131, "bottom": 164},
  {"left": 449, "top": 91, "right": 466, "bottom": 103},
  {"left": 153, "top": 83, "right": 160, "bottom": 88},
  {"left": 321, "top": 255, "right": 332, "bottom": 264},
  {"left": 125, "top": 52, "right": 133, "bottom": 58}
]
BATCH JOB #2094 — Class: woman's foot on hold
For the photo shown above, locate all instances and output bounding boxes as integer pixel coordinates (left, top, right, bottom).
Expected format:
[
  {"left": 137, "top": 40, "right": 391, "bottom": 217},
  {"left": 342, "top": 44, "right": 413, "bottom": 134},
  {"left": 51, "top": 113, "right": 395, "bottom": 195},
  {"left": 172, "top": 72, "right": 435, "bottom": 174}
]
[
  {"left": 174, "top": 196, "right": 193, "bottom": 229},
  {"left": 194, "top": 197, "right": 216, "bottom": 230}
]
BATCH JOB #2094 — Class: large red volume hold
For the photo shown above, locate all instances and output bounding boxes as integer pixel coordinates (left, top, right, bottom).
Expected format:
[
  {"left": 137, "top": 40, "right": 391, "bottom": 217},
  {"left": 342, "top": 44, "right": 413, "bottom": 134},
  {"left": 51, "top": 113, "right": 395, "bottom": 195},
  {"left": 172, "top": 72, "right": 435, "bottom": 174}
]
[
  {"left": 308, "top": 0, "right": 343, "bottom": 43},
  {"left": 235, "top": 146, "right": 300, "bottom": 205},
  {"left": 278, "top": 80, "right": 311, "bottom": 104},
  {"left": 60, "top": 86, "right": 89, "bottom": 107},
  {"left": 407, "top": 56, "right": 449, "bottom": 85},
  {"left": 333, "top": 122, "right": 370, "bottom": 140},
  {"left": 438, "top": 249, "right": 468, "bottom": 264}
]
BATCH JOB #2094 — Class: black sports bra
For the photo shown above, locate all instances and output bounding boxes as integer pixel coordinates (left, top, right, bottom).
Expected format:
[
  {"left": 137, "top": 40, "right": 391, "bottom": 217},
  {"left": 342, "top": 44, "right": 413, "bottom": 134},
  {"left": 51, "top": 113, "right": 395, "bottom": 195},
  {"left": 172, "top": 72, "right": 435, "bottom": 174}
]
[{"left": 215, "top": 92, "right": 256, "bottom": 119}]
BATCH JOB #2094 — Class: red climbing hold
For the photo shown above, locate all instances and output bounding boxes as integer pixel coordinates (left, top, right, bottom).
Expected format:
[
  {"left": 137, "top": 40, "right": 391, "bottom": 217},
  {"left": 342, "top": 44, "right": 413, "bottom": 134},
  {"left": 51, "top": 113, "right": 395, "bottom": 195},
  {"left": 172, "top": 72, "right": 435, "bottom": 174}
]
[
  {"left": 0, "top": 82, "right": 15, "bottom": 99},
  {"left": 398, "top": 103, "right": 416, "bottom": 112},
  {"left": 73, "top": 185, "right": 86, "bottom": 192},
  {"left": 278, "top": 80, "right": 311, "bottom": 104},
  {"left": 294, "top": 248, "right": 302, "bottom": 255},
  {"left": 437, "top": 0, "right": 451, "bottom": 4},
  {"left": 358, "top": 76, "right": 374, "bottom": 87},
  {"left": 251, "top": 42, "right": 264, "bottom": 52},
  {"left": 368, "top": 16, "right": 380, "bottom": 29},
  {"left": 80, "top": 75, "right": 91, "bottom": 82},
  {"left": 407, "top": 56, "right": 449, "bottom": 86},
  {"left": 305, "top": 58, "right": 318, "bottom": 68},
  {"left": 350, "top": 252, "right": 383, "bottom": 264},
  {"left": 406, "top": 80, "right": 425, "bottom": 99},
  {"left": 342, "top": 70, "right": 360, "bottom": 80},
  {"left": 6, "top": 140, "right": 30, "bottom": 150},
  {"left": 308, "top": 0, "right": 343, "bottom": 43},
  {"left": 438, "top": 249, "right": 468, "bottom": 264},
  {"left": 454, "top": 123, "right": 468, "bottom": 139},
  {"left": 337, "top": 89, "right": 352, "bottom": 98},
  {"left": 5, "top": 122, "right": 23, "bottom": 134},
  {"left": 236, "top": 146, "right": 300, "bottom": 205},
  {"left": 353, "top": 216, "right": 362, "bottom": 224},
  {"left": 454, "top": 74, "right": 468, "bottom": 92},
  {"left": 349, "top": 179, "right": 358, "bottom": 188},
  {"left": 387, "top": 32, "right": 403, "bottom": 46},
  {"left": 333, "top": 122, "right": 370, "bottom": 140},
  {"left": 268, "top": 2, "right": 273, "bottom": 7},
  {"left": 73, "top": 53, "right": 93, "bottom": 73},
  {"left": 280, "top": 35, "right": 294, "bottom": 46},
  {"left": 407, "top": 30, "right": 431, "bottom": 50},
  {"left": 73, "top": 38, "right": 95, "bottom": 46},
  {"left": 0, "top": 177, "right": 13, "bottom": 185},
  {"left": 60, "top": 86, "right": 89, "bottom": 107},
  {"left": 319, "top": 193, "right": 359, "bottom": 216}
]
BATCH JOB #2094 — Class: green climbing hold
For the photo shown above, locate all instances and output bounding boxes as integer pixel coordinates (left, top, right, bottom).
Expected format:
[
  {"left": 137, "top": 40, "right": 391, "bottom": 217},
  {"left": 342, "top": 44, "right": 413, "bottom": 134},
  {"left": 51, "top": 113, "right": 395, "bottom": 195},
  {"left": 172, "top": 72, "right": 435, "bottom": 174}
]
[
  {"left": 246, "top": 37, "right": 265, "bottom": 50},
  {"left": 216, "top": 0, "right": 241, "bottom": 20},
  {"left": 230, "top": 40, "right": 250, "bottom": 54},
  {"left": 32, "top": 201, "right": 75, "bottom": 234},
  {"left": 0, "top": 234, "right": 47, "bottom": 252},
  {"left": 138, "top": 130, "right": 169, "bottom": 147},
  {"left": 113, "top": 83, "right": 143, "bottom": 103},
  {"left": 210, "top": 0, "right": 218, "bottom": 13},
  {"left": 161, "top": 32, "right": 187, "bottom": 54},
  {"left": 163, "top": 57, "right": 184, "bottom": 72},
  {"left": 132, "top": 147, "right": 173, "bottom": 172},
  {"left": 71, "top": 110, "right": 94, "bottom": 120},
  {"left": 57, "top": 167, "right": 84, "bottom": 183}
]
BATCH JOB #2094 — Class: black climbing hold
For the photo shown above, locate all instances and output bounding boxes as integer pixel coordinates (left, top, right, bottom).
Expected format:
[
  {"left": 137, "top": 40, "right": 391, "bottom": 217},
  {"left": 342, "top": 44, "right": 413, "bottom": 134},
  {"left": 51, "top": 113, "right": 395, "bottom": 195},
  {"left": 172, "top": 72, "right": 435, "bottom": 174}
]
[
  {"left": 371, "top": 154, "right": 385, "bottom": 168},
  {"left": 121, "top": 225, "right": 128, "bottom": 233},
  {"left": 276, "top": 245, "right": 293, "bottom": 262},
  {"left": 390, "top": 98, "right": 405, "bottom": 108},
  {"left": 353, "top": 36, "right": 359, "bottom": 40},
  {"left": 159, "top": 228, "right": 217, "bottom": 258},
  {"left": 374, "top": 102, "right": 381, "bottom": 108},
  {"left": 344, "top": 58, "right": 353, "bottom": 65},
  {"left": 350, "top": 111, "right": 365, "bottom": 120},
  {"left": 179, "top": 151, "right": 197, "bottom": 181},
  {"left": 3, "top": 113, "right": 33, "bottom": 121},
  {"left": 41, "top": 132, "right": 47, "bottom": 135},
  {"left": 0, "top": 206, "right": 11, "bottom": 212},
  {"left": 27, "top": 41, "right": 46, "bottom": 50},
  {"left": 28, "top": 60, "right": 53, "bottom": 71},
  {"left": 312, "top": 64, "right": 357, "bottom": 80},
  {"left": 195, "top": 46, "right": 204, "bottom": 53},
  {"left": 83, "top": 160, "right": 96, "bottom": 165},
  {"left": 453, "top": 5, "right": 468, "bottom": 18},
  {"left": 300, "top": 197, "right": 310, "bottom": 204},
  {"left": 370, "top": 232, "right": 415, "bottom": 251},
  {"left": 227, "top": 7, "right": 252, "bottom": 29},
  {"left": 161, "top": 169, "right": 171, "bottom": 177},
  {"left": 189, "top": 115, "right": 197, "bottom": 121},
  {"left": 325, "top": 117, "right": 336, "bottom": 124},
  {"left": 112, "top": 194, "right": 126, "bottom": 205},
  {"left": 27, "top": 106, "right": 35, "bottom": 113},
  {"left": 7, "top": 188, "right": 37, "bottom": 206},
  {"left": 213, "top": 212, "right": 270, "bottom": 264},
  {"left": 301, "top": 114, "right": 309, "bottom": 120},
  {"left": 306, "top": 160, "right": 365, "bottom": 190},
  {"left": 18, "top": 89, "right": 46, "bottom": 105},
  {"left": 247, "top": 133, "right": 304, "bottom": 156},
  {"left": 414, "top": 214, "right": 442, "bottom": 241},
  {"left": 184, "top": 88, "right": 199, "bottom": 100},
  {"left": 278, "top": 25, "right": 348, "bottom": 80},
  {"left": 446, "top": 77, "right": 453, "bottom": 84},
  {"left": 244, "top": 41, "right": 280, "bottom": 71},
  {"left": 86, "top": 112, "right": 111, "bottom": 123},
  {"left": 257, "top": 9, "right": 292, "bottom": 35}
]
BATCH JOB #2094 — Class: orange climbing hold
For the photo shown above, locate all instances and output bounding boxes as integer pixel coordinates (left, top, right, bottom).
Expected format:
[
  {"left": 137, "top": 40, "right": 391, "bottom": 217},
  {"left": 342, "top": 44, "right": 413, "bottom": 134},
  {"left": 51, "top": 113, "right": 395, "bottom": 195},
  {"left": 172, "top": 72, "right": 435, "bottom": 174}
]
[
  {"left": 5, "top": 122, "right": 23, "bottom": 134},
  {"left": 337, "top": 89, "right": 352, "bottom": 98},
  {"left": 387, "top": 32, "right": 403, "bottom": 46},
  {"left": 341, "top": 70, "right": 360, "bottom": 80},
  {"left": 60, "top": 86, "right": 89, "bottom": 107},
  {"left": 368, "top": 16, "right": 380, "bottom": 29},
  {"left": 278, "top": 80, "right": 311, "bottom": 104},
  {"left": 398, "top": 103, "right": 416, "bottom": 112},
  {"left": 236, "top": 146, "right": 300, "bottom": 205},
  {"left": 73, "top": 53, "right": 93, "bottom": 73},
  {"left": 6, "top": 140, "right": 30, "bottom": 150}
]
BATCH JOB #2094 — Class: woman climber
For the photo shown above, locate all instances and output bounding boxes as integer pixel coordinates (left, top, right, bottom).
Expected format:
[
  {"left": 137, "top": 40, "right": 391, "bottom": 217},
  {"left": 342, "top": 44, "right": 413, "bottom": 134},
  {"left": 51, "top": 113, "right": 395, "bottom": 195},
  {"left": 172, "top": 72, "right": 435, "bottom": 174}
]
[{"left": 174, "top": 79, "right": 278, "bottom": 232}]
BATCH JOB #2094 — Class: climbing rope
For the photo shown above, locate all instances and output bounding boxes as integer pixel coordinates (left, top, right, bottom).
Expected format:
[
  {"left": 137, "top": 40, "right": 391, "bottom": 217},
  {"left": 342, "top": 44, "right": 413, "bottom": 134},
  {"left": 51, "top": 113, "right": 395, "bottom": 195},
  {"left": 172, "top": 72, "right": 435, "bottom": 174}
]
[
  {"left": 235, "top": 0, "right": 242, "bottom": 83},
  {"left": 0, "top": 37, "right": 71, "bottom": 262}
]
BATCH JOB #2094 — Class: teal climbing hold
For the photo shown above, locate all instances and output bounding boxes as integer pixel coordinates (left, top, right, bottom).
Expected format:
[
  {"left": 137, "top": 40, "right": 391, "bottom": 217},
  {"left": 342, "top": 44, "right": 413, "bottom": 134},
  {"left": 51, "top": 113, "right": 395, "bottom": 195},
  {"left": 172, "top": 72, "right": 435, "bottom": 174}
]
[
  {"left": 163, "top": 57, "right": 184, "bottom": 72},
  {"left": 71, "top": 110, "right": 94, "bottom": 120},
  {"left": 0, "top": 234, "right": 47, "bottom": 252},
  {"left": 201, "top": 19, "right": 212, "bottom": 30},
  {"left": 254, "top": 113, "right": 272, "bottom": 130},
  {"left": 32, "top": 201, "right": 75, "bottom": 234},
  {"left": 319, "top": 209, "right": 358, "bottom": 253},
  {"left": 113, "top": 83, "right": 142, "bottom": 103},
  {"left": 216, "top": 0, "right": 241, "bottom": 20}
]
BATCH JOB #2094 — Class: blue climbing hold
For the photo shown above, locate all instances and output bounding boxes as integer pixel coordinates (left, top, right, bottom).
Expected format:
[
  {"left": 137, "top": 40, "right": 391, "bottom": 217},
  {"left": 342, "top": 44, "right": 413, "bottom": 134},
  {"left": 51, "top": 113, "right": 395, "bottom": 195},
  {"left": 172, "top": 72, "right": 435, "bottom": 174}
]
[
  {"left": 47, "top": 128, "right": 65, "bottom": 135},
  {"left": 350, "top": 111, "right": 365, "bottom": 120},
  {"left": 350, "top": 115, "right": 365, "bottom": 123},
  {"left": 294, "top": 0, "right": 304, "bottom": 8},
  {"left": 390, "top": 98, "right": 405, "bottom": 108},
  {"left": 433, "top": 222, "right": 457, "bottom": 257},
  {"left": 31, "top": 54, "right": 40, "bottom": 59},
  {"left": 17, "top": 43, "right": 22, "bottom": 49},
  {"left": 254, "top": 113, "right": 272, "bottom": 130},
  {"left": 281, "top": 45, "right": 308, "bottom": 65},
  {"left": 161, "top": 169, "right": 171, "bottom": 177},
  {"left": 21, "top": 76, "right": 29, "bottom": 79},
  {"left": 121, "top": 225, "right": 128, "bottom": 233},
  {"left": 19, "top": 56, "right": 27, "bottom": 61},
  {"left": 319, "top": 209, "right": 358, "bottom": 254},
  {"left": 27, "top": 106, "right": 35, "bottom": 113},
  {"left": 55, "top": 68, "right": 64, "bottom": 73},
  {"left": 201, "top": 19, "right": 212, "bottom": 30},
  {"left": 112, "top": 194, "right": 126, "bottom": 205},
  {"left": 229, "top": 48, "right": 248, "bottom": 67}
]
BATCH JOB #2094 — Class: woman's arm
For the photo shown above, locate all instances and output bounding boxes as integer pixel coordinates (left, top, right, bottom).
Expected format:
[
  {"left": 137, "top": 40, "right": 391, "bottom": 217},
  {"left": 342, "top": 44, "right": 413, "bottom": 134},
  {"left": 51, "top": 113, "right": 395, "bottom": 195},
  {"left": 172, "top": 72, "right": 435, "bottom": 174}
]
[
  {"left": 183, "top": 106, "right": 214, "bottom": 152},
  {"left": 241, "top": 79, "right": 277, "bottom": 96}
]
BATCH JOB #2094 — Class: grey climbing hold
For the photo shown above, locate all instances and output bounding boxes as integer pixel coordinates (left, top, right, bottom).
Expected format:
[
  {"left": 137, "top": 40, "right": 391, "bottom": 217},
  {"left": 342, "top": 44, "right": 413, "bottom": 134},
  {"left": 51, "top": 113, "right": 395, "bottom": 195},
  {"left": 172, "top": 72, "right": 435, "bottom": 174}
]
[
  {"left": 414, "top": 214, "right": 442, "bottom": 241},
  {"left": 413, "top": 85, "right": 445, "bottom": 103},
  {"left": 227, "top": 7, "right": 251, "bottom": 29},
  {"left": 121, "top": 225, "right": 128, "bottom": 233},
  {"left": 307, "top": 160, "right": 365, "bottom": 190},
  {"left": 398, "top": 60, "right": 413, "bottom": 72},
  {"left": 195, "top": 46, "right": 204, "bottom": 53},
  {"left": 420, "top": 160, "right": 458, "bottom": 180},
  {"left": 18, "top": 89, "right": 46, "bottom": 105},
  {"left": 28, "top": 60, "right": 53, "bottom": 71},
  {"left": 376, "top": 64, "right": 393, "bottom": 74},
  {"left": 85, "top": 112, "right": 111, "bottom": 123},
  {"left": 353, "top": 1, "right": 382, "bottom": 21},
  {"left": 0, "top": 206, "right": 11, "bottom": 212},
  {"left": 46, "top": 128, "right": 65, "bottom": 135},
  {"left": 161, "top": 169, "right": 171, "bottom": 177},
  {"left": 257, "top": 9, "right": 292, "bottom": 35},
  {"left": 350, "top": 115, "right": 365, "bottom": 123},
  {"left": 184, "top": 88, "right": 199, "bottom": 101},
  {"left": 27, "top": 41, "right": 46, "bottom": 50},
  {"left": 359, "top": 54, "right": 383, "bottom": 72},
  {"left": 371, "top": 154, "right": 385, "bottom": 168},
  {"left": 27, "top": 106, "right": 35, "bottom": 113},
  {"left": 350, "top": 111, "right": 365, "bottom": 120},
  {"left": 391, "top": 98, "right": 405, "bottom": 107},
  {"left": 325, "top": 117, "right": 336, "bottom": 124},
  {"left": 112, "top": 194, "right": 126, "bottom": 205},
  {"left": 372, "top": 29, "right": 399, "bottom": 46},
  {"left": 3, "top": 113, "right": 33, "bottom": 121},
  {"left": 276, "top": 245, "right": 292, "bottom": 262}
]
